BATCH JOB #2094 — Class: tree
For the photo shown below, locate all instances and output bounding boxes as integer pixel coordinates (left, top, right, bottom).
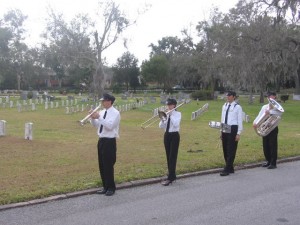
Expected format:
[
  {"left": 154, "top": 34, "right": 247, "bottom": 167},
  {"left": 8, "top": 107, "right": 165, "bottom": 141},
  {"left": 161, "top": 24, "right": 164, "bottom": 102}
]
[
  {"left": 92, "top": 1, "right": 131, "bottom": 98},
  {"left": 141, "top": 55, "right": 169, "bottom": 91},
  {"left": 112, "top": 51, "right": 140, "bottom": 92},
  {"left": 149, "top": 36, "right": 195, "bottom": 88},
  {"left": 255, "top": 0, "right": 300, "bottom": 94},
  {"left": 0, "top": 9, "right": 29, "bottom": 90},
  {"left": 42, "top": 1, "right": 132, "bottom": 98}
]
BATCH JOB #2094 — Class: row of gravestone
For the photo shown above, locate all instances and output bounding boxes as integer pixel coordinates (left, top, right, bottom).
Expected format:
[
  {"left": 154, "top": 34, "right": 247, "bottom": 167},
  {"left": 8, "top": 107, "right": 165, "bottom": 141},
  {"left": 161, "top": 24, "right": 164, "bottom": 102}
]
[
  {"left": 0, "top": 120, "right": 33, "bottom": 140},
  {"left": 191, "top": 103, "right": 209, "bottom": 120},
  {"left": 65, "top": 101, "right": 146, "bottom": 115},
  {"left": 0, "top": 97, "right": 79, "bottom": 106},
  {"left": 1, "top": 99, "right": 81, "bottom": 111},
  {"left": 190, "top": 102, "right": 250, "bottom": 122}
]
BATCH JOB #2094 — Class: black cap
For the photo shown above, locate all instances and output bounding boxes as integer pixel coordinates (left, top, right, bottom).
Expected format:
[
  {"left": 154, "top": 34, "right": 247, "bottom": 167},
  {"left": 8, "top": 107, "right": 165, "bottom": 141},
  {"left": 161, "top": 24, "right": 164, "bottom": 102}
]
[
  {"left": 267, "top": 91, "right": 276, "bottom": 97},
  {"left": 226, "top": 91, "right": 236, "bottom": 97},
  {"left": 100, "top": 93, "right": 115, "bottom": 103},
  {"left": 166, "top": 98, "right": 177, "bottom": 105}
]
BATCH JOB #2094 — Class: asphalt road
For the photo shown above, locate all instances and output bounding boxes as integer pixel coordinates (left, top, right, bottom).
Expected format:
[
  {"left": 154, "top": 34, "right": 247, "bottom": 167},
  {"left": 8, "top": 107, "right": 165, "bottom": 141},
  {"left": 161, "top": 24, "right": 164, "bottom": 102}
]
[{"left": 1, "top": 161, "right": 300, "bottom": 225}]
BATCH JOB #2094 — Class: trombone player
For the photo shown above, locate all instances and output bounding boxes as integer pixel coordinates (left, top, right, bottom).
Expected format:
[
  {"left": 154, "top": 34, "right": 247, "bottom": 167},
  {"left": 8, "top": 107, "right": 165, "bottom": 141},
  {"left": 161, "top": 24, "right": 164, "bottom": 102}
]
[
  {"left": 90, "top": 93, "right": 120, "bottom": 196},
  {"left": 159, "top": 98, "right": 181, "bottom": 186}
]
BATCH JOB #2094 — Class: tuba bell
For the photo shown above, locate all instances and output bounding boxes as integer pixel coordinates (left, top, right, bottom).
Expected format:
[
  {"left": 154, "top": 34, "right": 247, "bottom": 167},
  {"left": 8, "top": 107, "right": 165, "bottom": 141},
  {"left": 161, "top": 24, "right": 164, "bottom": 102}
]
[{"left": 254, "top": 98, "right": 284, "bottom": 137}]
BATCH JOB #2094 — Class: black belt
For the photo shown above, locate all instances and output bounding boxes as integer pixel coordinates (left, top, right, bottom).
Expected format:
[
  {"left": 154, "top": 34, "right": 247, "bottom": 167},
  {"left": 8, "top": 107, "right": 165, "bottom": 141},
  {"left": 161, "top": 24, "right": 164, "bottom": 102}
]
[{"left": 99, "top": 137, "right": 116, "bottom": 140}]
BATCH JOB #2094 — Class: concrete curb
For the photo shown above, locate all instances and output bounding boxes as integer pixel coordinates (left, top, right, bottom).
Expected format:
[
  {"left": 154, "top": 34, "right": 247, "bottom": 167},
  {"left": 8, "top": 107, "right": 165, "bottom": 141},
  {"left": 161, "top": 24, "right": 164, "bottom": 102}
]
[{"left": 1, "top": 155, "right": 300, "bottom": 212}]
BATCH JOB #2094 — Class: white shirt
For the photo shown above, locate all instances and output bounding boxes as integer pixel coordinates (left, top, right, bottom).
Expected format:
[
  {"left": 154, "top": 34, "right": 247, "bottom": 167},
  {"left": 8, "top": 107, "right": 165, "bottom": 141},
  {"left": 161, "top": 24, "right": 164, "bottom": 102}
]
[
  {"left": 221, "top": 101, "right": 243, "bottom": 135},
  {"left": 253, "top": 103, "right": 283, "bottom": 125},
  {"left": 91, "top": 106, "right": 120, "bottom": 138},
  {"left": 159, "top": 110, "right": 181, "bottom": 132}
]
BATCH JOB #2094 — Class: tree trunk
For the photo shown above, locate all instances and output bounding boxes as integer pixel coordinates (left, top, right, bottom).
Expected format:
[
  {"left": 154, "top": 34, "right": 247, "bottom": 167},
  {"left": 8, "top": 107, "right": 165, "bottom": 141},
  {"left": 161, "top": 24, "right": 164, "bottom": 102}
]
[
  {"left": 58, "top": 79, "right": 62, "bottom": 88},
  {"left": 295, "top": 69, "right": 300, "bottom": 94},
  {"left": 248, "top": 91, "right": 254, "bottom": 104},
  {"left": 260, "top": 90, "right": 264, "bottom": 103},
  {"left": 93, "top": 63, "right": 105, "bottom": 100},
  {"left": 17, "top": 75, "right": 21, "bottom": 91}
]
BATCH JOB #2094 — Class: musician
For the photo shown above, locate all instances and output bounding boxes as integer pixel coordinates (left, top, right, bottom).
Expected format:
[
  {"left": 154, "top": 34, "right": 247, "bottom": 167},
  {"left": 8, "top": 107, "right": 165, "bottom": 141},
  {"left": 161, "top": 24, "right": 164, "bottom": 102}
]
[
  {"left": 220, "top": 91, "right": 243, "bottom": 176},
  {"left": 90, "top": 93, "right": 120, "bottom": 196},
  {"left": 159, "top": 98, "right": 181, "bottom": 185},
  {"left": 253, "top": 92, "right": 282, "bottom": 169}
]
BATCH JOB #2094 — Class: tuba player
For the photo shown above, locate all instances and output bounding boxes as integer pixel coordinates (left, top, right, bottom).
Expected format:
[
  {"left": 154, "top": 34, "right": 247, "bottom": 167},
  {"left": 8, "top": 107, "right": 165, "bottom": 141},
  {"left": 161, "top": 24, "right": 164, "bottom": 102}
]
[{"left": 253, "top": 92, "right": 283, "bottom": 169}]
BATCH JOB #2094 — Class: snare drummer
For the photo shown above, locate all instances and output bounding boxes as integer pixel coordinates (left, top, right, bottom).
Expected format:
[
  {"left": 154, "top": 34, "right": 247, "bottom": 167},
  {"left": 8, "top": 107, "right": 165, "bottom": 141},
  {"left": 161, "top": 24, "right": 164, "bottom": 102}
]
[{"left": 220, "top": 91, "right": 243, "bottom": 176}]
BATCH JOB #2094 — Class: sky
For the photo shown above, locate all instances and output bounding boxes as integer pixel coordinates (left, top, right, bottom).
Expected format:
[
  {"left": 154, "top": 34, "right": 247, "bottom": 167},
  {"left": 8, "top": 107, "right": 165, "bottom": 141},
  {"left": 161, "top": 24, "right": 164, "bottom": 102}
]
[{"left": 0, "top": 0, "right": 239, "bottom": 66}]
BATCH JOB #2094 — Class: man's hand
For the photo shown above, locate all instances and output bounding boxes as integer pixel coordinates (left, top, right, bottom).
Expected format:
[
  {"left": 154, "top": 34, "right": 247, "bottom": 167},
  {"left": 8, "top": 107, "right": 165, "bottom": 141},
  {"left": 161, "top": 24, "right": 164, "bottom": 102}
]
[{"left": 90, "top": 111, "right": 100, "bottom": 119}]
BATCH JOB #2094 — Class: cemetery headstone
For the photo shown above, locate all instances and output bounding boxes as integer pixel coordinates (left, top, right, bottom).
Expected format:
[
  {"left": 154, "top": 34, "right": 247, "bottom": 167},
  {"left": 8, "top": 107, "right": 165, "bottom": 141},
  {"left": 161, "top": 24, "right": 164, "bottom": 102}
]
[
  {"left": 25, "top": 122, "right": 33, "bottom": 140},
  {"left": 0, "top": 120, "right": 6, "bottom": 136},
  {"left": 20, "top": 91, "right": 28, "bottom": 100},
  {"left": 32, "top": 91, "right": 39, "bottom": 99}
]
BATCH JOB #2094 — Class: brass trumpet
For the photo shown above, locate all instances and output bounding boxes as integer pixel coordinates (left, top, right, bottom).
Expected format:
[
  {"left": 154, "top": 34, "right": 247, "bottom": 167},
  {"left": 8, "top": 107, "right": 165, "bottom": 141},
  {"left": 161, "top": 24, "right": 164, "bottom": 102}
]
[
  {"left": 141, "top": 101, "right": 185, "bottom": 129},
  {"left": 78, "top": 104, "right": 102, "bottom": 126}
]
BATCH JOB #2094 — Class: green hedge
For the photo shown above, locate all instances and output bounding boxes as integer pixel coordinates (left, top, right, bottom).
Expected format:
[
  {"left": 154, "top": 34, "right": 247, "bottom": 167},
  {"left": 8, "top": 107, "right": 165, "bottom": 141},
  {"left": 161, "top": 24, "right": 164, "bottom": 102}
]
[
  {"left": 280, "top": 95, "right": 289, "bottom": 103},
  {"left": 191, "top": 90, "right": 214, "bottom": 100}
]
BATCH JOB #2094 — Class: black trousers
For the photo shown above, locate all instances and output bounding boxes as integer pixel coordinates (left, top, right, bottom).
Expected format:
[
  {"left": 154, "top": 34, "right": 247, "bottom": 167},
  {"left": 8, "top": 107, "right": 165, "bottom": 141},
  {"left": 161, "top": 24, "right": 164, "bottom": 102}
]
[
  {"left": 164, "top": 132, "right": 180, "bottom": 181},
  {"left": 97, "top": 138, "right": 116, "bottom": 191},
  {"left": 221, "top": 125, "right": 238, "bottom": 172},
  {"left": 262, "top": 127, "right": 278, "bottom": 166}
]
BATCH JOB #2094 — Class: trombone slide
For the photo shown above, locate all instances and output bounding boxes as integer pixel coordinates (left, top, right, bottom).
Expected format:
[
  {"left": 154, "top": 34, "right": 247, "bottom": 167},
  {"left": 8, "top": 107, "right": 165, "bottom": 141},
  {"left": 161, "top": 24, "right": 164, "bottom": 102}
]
[
  {"left": 79, "top": 105, "right": 102, "bottom": 126},
  {"left": 140, "top": 101, "right": 185, "bottom": 129}
]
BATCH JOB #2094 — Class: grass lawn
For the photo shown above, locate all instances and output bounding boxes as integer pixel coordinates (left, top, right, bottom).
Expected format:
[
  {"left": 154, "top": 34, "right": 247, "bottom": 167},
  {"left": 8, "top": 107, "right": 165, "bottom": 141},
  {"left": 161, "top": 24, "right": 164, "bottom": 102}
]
[{"left": 0, "top": 94, "right": 299, "bottom": 205}]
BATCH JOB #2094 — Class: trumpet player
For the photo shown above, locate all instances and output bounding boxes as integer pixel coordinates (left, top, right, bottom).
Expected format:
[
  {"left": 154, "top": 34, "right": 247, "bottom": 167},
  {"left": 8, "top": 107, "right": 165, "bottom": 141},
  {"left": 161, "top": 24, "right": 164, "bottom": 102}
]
[
  {"left": 90, "top": 93, "right": 120, "bottom": 196},
  {"left": 159, "top": 98, "right": 181, "bottom": 186},
  {"left": 253, "top": 92, "right": 282, "bottom": 169}
]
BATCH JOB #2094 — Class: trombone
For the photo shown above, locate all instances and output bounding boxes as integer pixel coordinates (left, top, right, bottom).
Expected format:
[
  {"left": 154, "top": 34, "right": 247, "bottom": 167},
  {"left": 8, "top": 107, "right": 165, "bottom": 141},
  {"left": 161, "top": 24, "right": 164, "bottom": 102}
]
[
  {"left": 78, "top": 104, "right": 102, "bottom": 126},
  {"left": 141, "top": 101, "right": 186, "bottom": 129}
]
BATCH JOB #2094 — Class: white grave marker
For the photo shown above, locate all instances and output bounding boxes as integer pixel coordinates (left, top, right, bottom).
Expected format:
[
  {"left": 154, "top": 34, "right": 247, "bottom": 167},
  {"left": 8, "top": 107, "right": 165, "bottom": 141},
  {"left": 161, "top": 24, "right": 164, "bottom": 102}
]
[
  {"left": 25, "top": 122, "right": 33, "bottom": 140},
  {"left": 65, "top": 107, "right": 69, "bottom": 114},
  {"left": 0, "top": 120, "right": 6, "bottom": 136}
]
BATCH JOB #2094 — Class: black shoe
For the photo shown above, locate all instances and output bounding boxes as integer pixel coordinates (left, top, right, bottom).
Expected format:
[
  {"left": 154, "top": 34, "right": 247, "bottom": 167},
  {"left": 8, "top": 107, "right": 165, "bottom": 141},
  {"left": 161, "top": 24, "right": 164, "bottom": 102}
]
[
  {"left": 105, "top": 190, "right": 115, "bottom": 196},
  {"left": 220, "top": 171, "right": 230, "bottom": 176},
  {"left": 267, "top": 165, "right": 277, "bottom": 169},
  {"left": 161, "top": 179, "right": 174, "bottom": 186},
  {"left": 96, "top": 188, "right": 107, "bottom": 194},
  {"left": 262, "top": 162, "right": 270, "bottom": 167}
]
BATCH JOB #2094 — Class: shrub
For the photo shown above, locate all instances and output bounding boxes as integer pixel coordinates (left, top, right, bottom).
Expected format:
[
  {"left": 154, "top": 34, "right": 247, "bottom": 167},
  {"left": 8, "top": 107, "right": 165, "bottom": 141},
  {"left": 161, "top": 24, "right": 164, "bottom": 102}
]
[
  {"left": 112, "top": 84, "right": 122, "bottom": 94},
  {"left": 27, "top": 91, "right": 33, "bottom": 99},
  {"left": 59, "top": 89, "right": 68, "bottom": 95},
  {"left": 280, "top": 95, "right": 289, "bottom": 103},
  {"left": 191, "top": 90, "right": 214, "bottom": 100}
]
